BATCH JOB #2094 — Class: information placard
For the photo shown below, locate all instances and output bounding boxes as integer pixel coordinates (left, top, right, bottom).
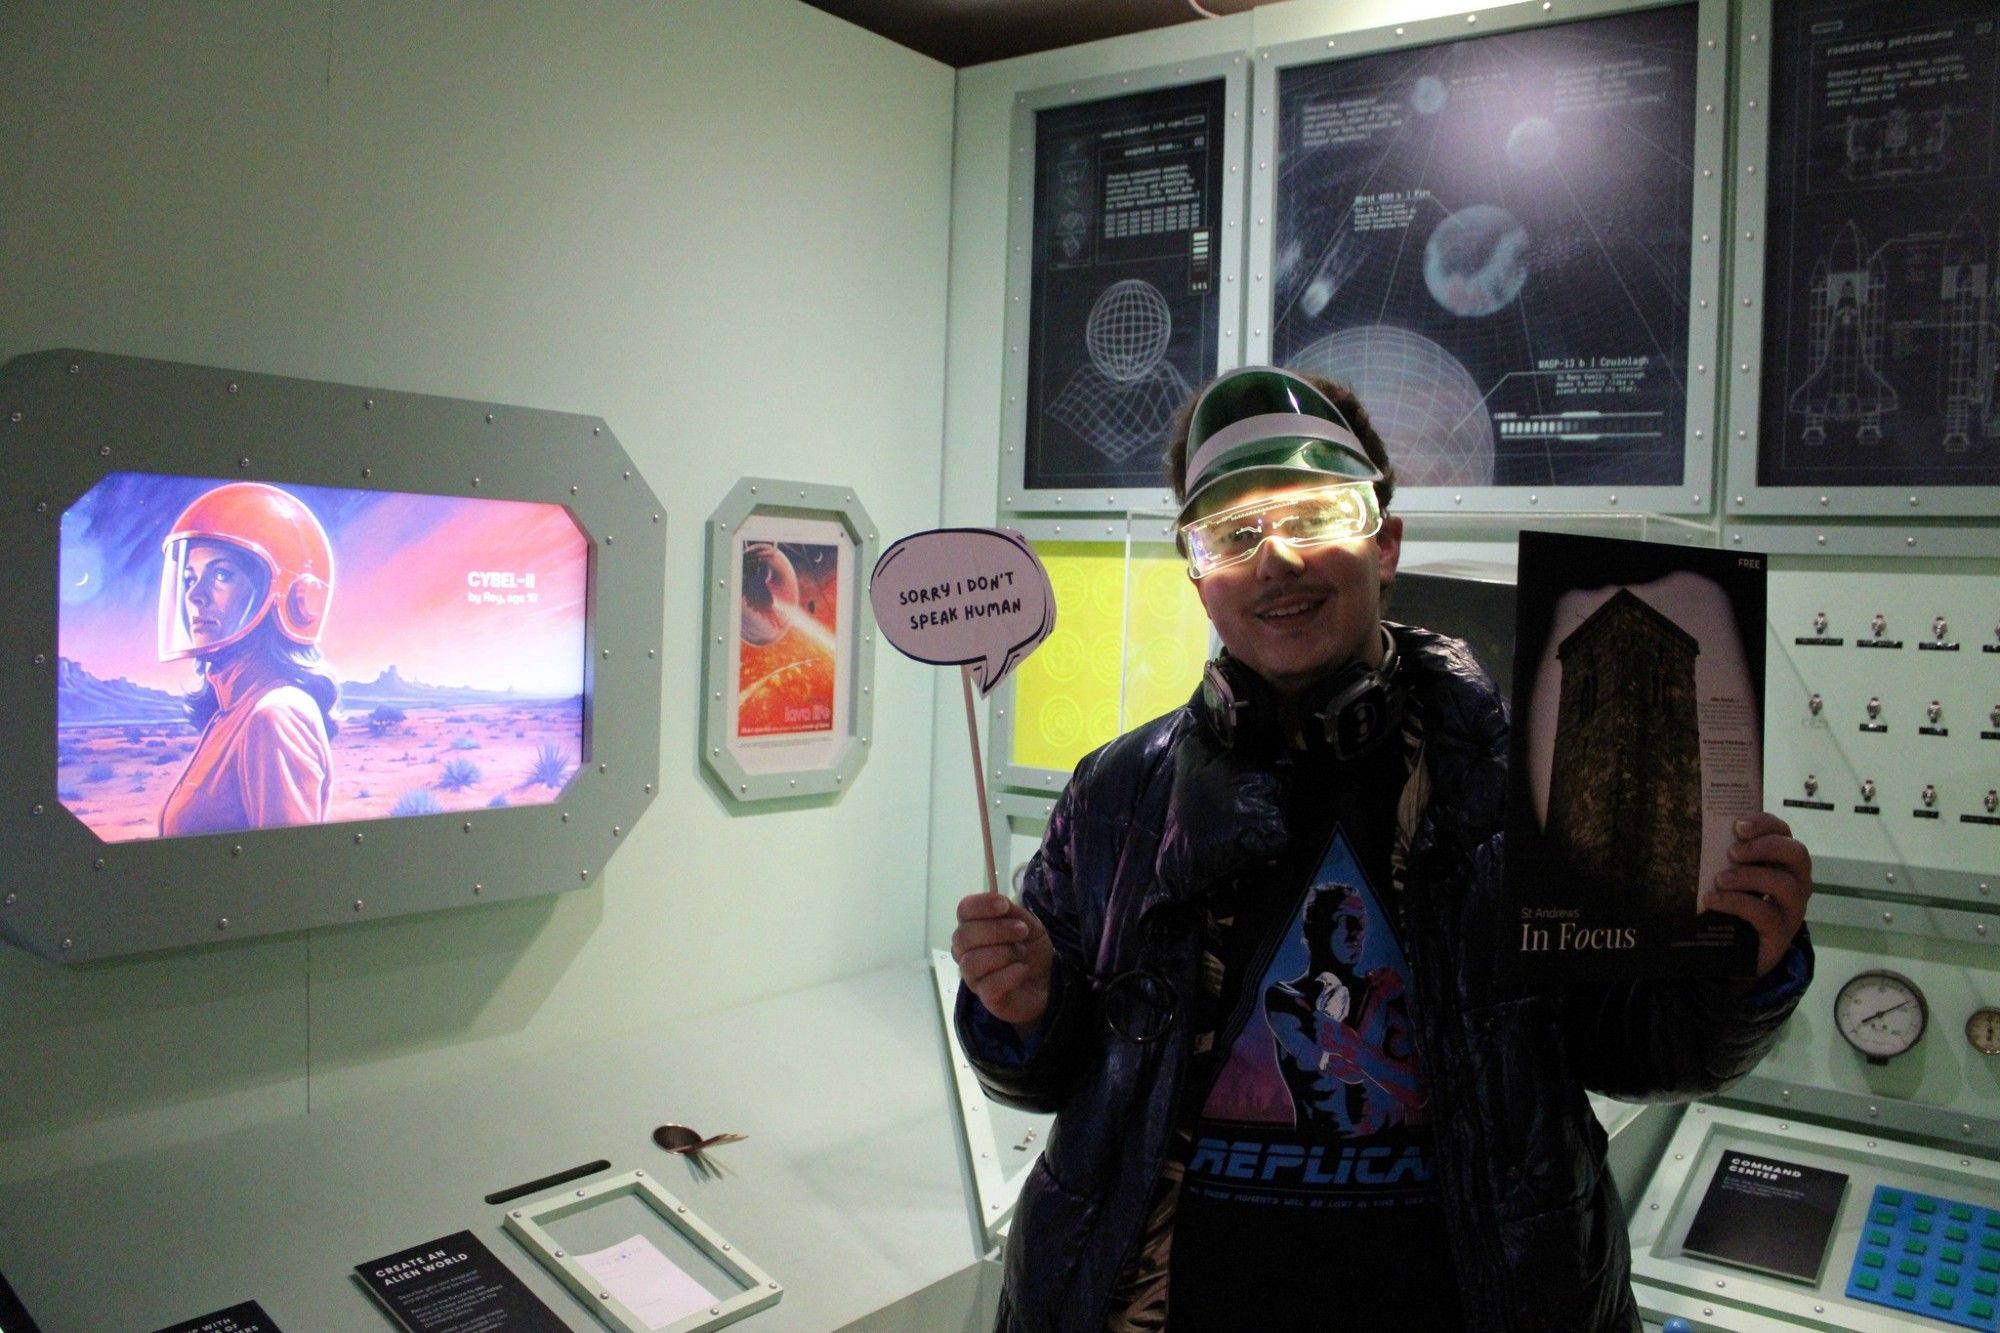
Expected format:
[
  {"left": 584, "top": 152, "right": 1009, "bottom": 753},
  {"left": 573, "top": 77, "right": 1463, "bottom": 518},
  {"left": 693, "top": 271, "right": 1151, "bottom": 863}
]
[
  {"left": 1682, "top": 1150, "right": 1848, "bottom": 1282},
  {"left": 150, "top": 1301, "right": 282, "bottom": 1333},
  {"left": 355, "top": 1231, "right": 566, "bottom": 1333},
  {"left": 1024, "top": 79, "right": 1228, "bottom": 494},
  {"left": 1268, "top": 5, "right": 1701, "bottom": 495},
  {"left": 1755, "top": 0, "right": 2000, "bottom": 490}
]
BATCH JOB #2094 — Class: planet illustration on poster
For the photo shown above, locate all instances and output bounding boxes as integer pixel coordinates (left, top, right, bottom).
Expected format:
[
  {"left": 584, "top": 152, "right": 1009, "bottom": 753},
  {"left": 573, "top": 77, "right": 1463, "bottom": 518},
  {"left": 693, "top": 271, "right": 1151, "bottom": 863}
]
[
  {"left": 1410, "top": 75, "right": 1448, "bottom": 116},
  {"left": 1505, "top": 116, "right": 1559, "bottom": 170},
  {"left": 1423, "top": 204, "right": 1530, "bottom": 318},
  {"left": 1291, "top": 326, "right": 1495, "bottom": 487},
  {"left": 740, "top": 541, "right": 802, "bottom": 647},
  {"left": 1085, "top": 279, "right": 1174, "bottom": 382}
]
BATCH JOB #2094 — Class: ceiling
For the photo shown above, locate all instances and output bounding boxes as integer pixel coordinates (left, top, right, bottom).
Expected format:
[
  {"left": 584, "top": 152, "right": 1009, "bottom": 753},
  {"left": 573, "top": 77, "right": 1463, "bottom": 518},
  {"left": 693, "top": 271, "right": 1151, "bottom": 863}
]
[{"left": 800, "top": 0, "right": 1282, "bottom": 68}]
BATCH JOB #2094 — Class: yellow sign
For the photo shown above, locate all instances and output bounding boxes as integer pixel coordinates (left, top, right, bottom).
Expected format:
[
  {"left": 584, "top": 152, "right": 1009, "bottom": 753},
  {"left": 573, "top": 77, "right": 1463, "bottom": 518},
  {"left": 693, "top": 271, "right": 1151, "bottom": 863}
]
[{"left": 1009, "top": 540, "right": 1212, "bottom": 775}]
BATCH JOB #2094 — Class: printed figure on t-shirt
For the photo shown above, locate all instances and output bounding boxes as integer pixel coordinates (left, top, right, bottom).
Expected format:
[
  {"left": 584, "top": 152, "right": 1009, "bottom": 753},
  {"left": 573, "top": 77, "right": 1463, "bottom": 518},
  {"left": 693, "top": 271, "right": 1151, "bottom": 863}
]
[{"left": 1264, "top": 882, "right": 1428, "bottom": 1135}]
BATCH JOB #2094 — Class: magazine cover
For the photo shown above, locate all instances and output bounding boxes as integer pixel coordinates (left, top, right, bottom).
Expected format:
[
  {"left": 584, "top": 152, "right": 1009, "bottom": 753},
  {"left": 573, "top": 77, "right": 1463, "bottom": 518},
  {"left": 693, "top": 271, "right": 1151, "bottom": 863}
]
[{"left": 1504, "top": 532, "right": 1765, "bottom": 981}]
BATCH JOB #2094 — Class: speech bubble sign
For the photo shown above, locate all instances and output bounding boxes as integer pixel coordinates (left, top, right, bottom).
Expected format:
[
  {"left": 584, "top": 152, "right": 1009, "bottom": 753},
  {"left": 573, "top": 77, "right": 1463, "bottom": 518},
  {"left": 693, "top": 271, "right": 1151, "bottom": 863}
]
[{"left": 870, "top": 527, "right": 1055, "bottom": 696}]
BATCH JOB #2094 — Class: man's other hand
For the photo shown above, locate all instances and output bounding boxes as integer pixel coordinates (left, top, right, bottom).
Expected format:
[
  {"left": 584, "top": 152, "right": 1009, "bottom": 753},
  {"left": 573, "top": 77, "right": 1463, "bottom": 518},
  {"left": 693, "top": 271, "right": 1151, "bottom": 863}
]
[
  {"left": 1704, "top": 811, "right": 1813, "bottom": 979},
  {"left": 953, "top": 892, "right": 1053, "bottom": 1031}
]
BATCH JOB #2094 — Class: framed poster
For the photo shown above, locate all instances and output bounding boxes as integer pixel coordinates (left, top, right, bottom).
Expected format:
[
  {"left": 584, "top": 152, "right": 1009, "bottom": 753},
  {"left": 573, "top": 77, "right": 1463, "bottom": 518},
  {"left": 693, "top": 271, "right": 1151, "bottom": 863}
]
[
  {"left": 1248, "top": 0, "right": 1726, "bottom": 514},
  {"left": 0, "top": 350, "right": 666, "bottom": 964},
  {"left": 701, "top": 479, "right": 876, "bottom": 803},
  {"left": 1728, "top": 0, "right": 2000, "bottom": 516},
  {"left": 1002, "top": 56, "right": 1248, "bottom": 513}
]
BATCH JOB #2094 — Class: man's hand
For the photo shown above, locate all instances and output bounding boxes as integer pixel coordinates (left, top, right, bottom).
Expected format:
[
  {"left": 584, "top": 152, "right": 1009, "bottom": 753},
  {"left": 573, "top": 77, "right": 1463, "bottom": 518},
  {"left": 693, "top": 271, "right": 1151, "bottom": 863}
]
[
  {"left": 953, "top": 892, "right": 1053, "bottom": 1031},
  {"left": 1704, "top": 812, "right": 1813, "bottom": 978}
]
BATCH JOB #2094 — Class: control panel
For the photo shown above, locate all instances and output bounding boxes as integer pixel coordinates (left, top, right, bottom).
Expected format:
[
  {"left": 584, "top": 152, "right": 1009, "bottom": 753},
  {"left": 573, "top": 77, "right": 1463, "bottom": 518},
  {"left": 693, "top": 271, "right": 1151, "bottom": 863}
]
[{"left": 1766, "top": 564, "right": 1999, "bottom": 895}]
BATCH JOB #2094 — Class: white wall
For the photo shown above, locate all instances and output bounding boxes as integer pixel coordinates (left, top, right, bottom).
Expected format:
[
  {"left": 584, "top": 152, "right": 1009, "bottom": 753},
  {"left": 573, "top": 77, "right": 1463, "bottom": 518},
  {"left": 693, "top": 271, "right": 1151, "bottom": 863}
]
[{"left": 0, "top": 0, "right": 955, "bottom": 1180}]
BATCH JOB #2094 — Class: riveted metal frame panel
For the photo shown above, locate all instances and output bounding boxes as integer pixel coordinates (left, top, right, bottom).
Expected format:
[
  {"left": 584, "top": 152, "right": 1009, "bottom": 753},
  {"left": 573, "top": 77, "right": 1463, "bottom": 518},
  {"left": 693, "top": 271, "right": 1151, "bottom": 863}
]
[
  {"left": 504, "top": 1168, "right": 782, "bottom": 1333},
  {"left": 1000, "top": 55, "right": 1251, "bottom": 516},
  {"left": 1723, "top": 0, "right": 2000, "bottom": 519},
  {"left": 699, "top": 477, "right": 877, "bottom": 804},
  {"left": 1246, "top": 0, "right": 1728, "bottom": 517},
  {"left": 0, "top": 349, "right": 665, "bottom": 963}
]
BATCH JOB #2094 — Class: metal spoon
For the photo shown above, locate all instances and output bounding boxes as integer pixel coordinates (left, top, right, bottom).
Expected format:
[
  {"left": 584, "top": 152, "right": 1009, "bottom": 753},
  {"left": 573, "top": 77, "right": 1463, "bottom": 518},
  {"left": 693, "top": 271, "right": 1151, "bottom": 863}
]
[{"left": 652, "top": 1124, "right": 748, "bottom": 1155}]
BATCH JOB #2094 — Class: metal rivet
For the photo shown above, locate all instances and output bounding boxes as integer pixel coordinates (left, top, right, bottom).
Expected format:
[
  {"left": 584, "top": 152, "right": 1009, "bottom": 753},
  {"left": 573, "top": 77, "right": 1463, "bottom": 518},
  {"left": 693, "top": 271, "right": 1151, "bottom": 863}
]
[
  {"left": 362, "top": 467, "right": 372, "bottom": 479},
  {"left": 33, "top": 653, "right": 46, "bottom": 666},
  {"left": 2, "top": 894, "right": 13, "bottom": 907},
  {"left": 462, "top": 822, "right": 472, "bottom": 833},
  {"left": 597, "top": 763, "right": 607, "bottom": 773},
  {"left": 364, "top": 398, "right": 374, "bottom": 409},
  {"left": 354, "top": 832, "right": 364, "bottom": 844},
  {"left": 61, "top": 938, "right": 72, "bottom": 951},
  {"left": 226, "top": 383, "right": 239, "bottom": 394},
  {"left": 561, "top": 812, "right": 570, "bottom": 822},
  {"left": 473, "top": 884, "right": 483, "bottom": 895},
  {"left": 218, "top": 918, "right": 229, "bottom": 930},
  {"left": 353, "top": 900, "right": 364, "bottom": 911},
  {"left": 237, "top": 457, "right": 250, "bottom": 470},
  {"left": 92, "top": 857, "right": 105, "bottom": 871}
]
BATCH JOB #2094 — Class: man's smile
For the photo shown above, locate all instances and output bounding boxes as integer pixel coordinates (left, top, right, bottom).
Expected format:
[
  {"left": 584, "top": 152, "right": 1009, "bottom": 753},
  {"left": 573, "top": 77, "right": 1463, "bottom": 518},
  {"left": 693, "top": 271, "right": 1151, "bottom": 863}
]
[{"left": 1254, "top": 593, "right": 1329, "bottom": 625}]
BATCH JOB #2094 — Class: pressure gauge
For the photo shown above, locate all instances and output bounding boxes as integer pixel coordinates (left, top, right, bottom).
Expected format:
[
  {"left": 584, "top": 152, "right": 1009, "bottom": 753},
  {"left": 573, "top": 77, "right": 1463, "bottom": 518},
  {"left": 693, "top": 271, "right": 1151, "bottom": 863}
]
[
  {"left": 1968, "top": 1008, "right": 2000, "bottom": 1057},
  {"left": 1834, "top": 970, "right": 1928, "bottom": 1064}
]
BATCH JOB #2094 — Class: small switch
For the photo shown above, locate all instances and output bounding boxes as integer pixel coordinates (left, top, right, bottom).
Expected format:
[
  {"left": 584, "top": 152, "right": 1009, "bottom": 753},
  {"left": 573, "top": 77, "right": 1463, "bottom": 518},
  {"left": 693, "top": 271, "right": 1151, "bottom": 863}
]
[
  {"left": 1862, "top": 778, "right": 1877, "bottom": 802},
  {"left": 1987, "top": 789, "right": 1998, "bottom": 814},
  {"left": 1804, "top": 774, "right": 1819, "bottom": 798},
  {"left": 1872, "top": 612, "right": 1888, "bottom": 637},
  {"left": 1934, "top": 614, "right": 1949, "bottom": 641},
  {"left": 1813, "top": 610, "right": 1828, "bottom": 634},
  {"left": 1868, "top": 696, "right": 1883, "bottom": 720},
  {"left": 1808, "top": 692, "right": 1823, "bottom": 715},
  {"left": 1923, "top": 783, "right": 1938, "bottom": 808},
  {"left": 1928, "top": 700, "right": 1943, "bottom": 724}
]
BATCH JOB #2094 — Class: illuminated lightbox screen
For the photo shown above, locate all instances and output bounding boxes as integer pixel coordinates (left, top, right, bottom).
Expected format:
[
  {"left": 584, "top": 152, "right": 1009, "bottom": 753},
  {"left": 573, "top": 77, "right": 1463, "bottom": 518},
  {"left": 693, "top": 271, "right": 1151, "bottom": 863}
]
[{"left": 58, "top": 473, "right": 589, "bottom": 843}]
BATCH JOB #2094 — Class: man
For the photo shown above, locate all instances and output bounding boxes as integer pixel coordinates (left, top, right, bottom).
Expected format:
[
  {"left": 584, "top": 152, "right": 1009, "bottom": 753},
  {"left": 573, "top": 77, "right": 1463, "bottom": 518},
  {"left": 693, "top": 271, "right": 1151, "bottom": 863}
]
[{"left": 952, "top": 366, "right": 1813, "bottom": 1332}]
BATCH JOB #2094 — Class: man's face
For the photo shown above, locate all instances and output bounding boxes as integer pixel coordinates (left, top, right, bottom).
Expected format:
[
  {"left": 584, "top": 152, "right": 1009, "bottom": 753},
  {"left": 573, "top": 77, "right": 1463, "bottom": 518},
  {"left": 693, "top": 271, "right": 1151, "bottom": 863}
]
[
  {"left": 1332, "top": 894, "right": 1367, "bottom": 967},
  {"left": 1190, "top": 482, "right": 1402, "bottom": 695}
]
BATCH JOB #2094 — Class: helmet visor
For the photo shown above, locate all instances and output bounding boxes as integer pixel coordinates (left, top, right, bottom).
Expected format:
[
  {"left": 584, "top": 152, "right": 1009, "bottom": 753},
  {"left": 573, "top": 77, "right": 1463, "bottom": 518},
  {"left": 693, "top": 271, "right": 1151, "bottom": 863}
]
[
  {"left": 159, "top": 537, "right": 274, "bottom": 661},
  {"left": 1180, "top": 482, "right": 1382, "bottom": 580}
]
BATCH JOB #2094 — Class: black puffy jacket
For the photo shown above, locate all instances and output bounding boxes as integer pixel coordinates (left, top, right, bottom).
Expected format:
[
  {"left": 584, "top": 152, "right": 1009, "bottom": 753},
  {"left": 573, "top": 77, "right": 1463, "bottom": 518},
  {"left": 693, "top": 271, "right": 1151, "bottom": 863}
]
[{"left": 957, "top": 623, "right": 1810, "bottom": 1333}]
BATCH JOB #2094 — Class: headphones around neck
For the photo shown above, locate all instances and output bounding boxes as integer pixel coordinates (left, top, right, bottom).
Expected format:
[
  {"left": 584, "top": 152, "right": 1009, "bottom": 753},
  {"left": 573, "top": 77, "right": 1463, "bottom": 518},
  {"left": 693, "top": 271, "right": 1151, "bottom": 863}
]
[{"left": 1196, "top": 625, "right": 1404, "bottom": 761}]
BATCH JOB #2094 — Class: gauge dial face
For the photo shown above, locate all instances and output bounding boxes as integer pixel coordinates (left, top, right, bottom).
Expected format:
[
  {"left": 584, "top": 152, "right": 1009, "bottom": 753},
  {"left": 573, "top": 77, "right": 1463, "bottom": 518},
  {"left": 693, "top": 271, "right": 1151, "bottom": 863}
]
[
  {"left": 1835, "top": 970, "right": 1928, "bottom": 1062},
  {"left": 1968, "top": 1008, "right": 2000, "bottom": 1057}
]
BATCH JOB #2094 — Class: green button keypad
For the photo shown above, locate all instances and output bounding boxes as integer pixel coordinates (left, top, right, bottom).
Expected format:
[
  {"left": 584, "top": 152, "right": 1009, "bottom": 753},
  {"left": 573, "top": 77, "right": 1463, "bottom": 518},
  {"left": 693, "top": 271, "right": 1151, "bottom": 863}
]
[{"left": 1847, "top": 1184, "right": 2000, "bottom": 1332}]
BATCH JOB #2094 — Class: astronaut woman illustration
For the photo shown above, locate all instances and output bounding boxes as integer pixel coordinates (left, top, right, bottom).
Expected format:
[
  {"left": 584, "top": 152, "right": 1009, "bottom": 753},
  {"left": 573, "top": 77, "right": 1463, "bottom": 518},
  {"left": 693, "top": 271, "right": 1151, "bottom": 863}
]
[{"left": 156, "top": 482, "right": 340, "bottom": 837}]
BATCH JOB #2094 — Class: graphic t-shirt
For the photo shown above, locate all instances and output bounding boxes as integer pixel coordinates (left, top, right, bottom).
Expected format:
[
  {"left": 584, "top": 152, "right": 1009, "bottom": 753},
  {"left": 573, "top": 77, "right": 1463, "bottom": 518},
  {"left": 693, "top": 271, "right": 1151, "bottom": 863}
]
[{"left": 1160, "top": 741, "right": 1465, "bottom": 1331}]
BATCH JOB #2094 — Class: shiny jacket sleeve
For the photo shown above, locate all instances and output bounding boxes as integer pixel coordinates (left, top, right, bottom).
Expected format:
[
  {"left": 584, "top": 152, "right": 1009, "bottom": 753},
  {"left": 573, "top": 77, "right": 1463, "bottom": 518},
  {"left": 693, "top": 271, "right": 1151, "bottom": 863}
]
[
  {"left": 954, "top": 773, "right": 1104, "bottom": 1114},
  {"left": 1556, "top": 923, "right": 1813, "bottom": 1102}
]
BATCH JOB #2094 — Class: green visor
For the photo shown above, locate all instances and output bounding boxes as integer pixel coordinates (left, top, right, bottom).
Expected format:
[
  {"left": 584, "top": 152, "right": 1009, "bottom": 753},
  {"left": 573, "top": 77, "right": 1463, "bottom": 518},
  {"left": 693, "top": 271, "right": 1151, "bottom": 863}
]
[{"left": 1177, "top": 367, "right": 1382, "bottom": 527}]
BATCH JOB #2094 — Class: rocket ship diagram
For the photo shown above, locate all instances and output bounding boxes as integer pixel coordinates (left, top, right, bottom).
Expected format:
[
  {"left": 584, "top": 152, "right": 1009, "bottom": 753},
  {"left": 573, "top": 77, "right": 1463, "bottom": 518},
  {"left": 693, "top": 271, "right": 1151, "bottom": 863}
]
[{"left": 1788, "top": 220, "right": 1897, "bottom": 445}]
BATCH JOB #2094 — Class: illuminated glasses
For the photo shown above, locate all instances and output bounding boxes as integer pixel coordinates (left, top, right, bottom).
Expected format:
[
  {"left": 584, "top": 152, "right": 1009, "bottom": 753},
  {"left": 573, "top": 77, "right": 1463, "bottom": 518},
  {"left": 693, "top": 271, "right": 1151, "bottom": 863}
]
[{"left": 1179, "top": 483, "right": 1382, "bottom": 579}]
